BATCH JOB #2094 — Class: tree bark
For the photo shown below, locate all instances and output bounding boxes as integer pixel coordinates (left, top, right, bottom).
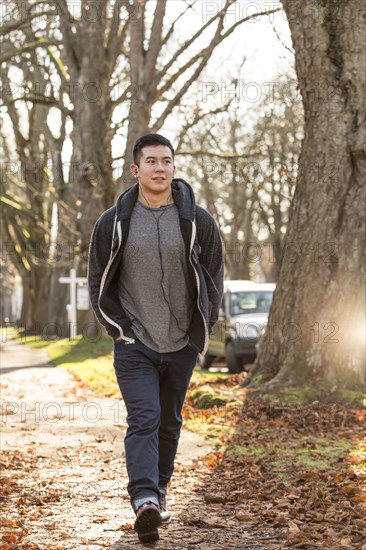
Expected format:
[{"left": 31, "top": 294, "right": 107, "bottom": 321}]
[{"left": 249, "top": 0, "right": 366, "bottom": 389}]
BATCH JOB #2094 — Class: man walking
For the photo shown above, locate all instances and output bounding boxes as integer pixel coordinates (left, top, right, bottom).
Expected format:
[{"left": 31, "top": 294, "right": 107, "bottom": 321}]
[{"left": 88, "top": 134, "right": 223, "bottom": 543}]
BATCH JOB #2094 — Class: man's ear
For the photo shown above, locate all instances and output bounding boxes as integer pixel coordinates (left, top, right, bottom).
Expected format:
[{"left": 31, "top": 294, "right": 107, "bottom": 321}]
[{"left": 130, "top": 163, "right": 139, "bottom": 178}]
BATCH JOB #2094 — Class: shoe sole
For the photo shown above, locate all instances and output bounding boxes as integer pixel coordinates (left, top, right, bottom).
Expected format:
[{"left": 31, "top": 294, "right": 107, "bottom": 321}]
[{"left": 134, "top": 507, "right": 162, "bottom": 543}]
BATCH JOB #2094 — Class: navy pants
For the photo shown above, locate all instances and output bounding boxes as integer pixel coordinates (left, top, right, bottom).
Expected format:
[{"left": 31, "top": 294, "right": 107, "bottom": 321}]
[{"left": 113, "top": 338, "right": 198, "bottom": 512}]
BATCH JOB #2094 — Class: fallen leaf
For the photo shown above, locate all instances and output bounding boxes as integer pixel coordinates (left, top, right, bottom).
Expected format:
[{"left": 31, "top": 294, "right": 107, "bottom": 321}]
[
  {"left": 235, "top": 510, "right": 255, "bottom": 522},
  {"left": 1, "top": 535, "right": 18, "bottom": 543},
  {"left": 288, "top": 520, "right": 300, "bottom": 534},
  {"left": 115, "top": 523, "right": 133, "bottom": 531}
]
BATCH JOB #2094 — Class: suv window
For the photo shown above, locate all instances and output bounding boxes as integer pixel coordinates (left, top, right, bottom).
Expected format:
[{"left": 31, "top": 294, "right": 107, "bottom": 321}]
[{"left": 229, "top": 291, "right": 273, "bottom": 316}]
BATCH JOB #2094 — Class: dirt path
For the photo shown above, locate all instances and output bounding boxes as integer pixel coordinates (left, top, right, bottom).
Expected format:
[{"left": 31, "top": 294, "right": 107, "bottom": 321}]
[{"left": 0, "top": 340, "right": 287, "bottom": 549}]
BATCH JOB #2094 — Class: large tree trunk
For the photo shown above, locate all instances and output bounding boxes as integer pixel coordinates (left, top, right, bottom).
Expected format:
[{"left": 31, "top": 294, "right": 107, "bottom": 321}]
[
  {"left": 71, "top": 68, "right": 114, "bottom": 265},
  {"left": 249, "top": 0, "right": 366, "bottom": 390},
  {"left": 30, "top": 267, "right": 49, "bottom": 330},
  {"left": 72, "top": 91, "right": 112, "bottom": 263}
]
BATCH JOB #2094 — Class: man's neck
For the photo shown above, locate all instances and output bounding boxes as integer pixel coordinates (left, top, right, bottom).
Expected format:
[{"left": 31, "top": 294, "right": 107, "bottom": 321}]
[{"left": 138, "top": 189, "right": 173, "bottom": 208}]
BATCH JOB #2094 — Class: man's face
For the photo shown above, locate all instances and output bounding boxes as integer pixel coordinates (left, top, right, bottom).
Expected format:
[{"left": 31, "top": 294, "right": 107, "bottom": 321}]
[{"left": 131, "top": 145, "right": 175, "bottom": 195}]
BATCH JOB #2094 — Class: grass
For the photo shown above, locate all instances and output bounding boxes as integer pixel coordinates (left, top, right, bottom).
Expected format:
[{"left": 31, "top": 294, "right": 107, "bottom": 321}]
[
  {"left": 333, "top": 389, "right": 366, "bottom": 407},
  {"left": 190, "top": 367, "right": 229, "bottom": 385},
  {"left": 190, "top": 385, "right": 236, "bottom": 409},
  {"left": 225, "top": 444, "right": 269, "bottom": 459},
  {"left": 224, "top": 435, "right": 354, "bottom": 475},
  {"left": 184, "top": 416, "right": 237, "bottom": 446},
  {"left": 260, "top": 385, "right": 366, "bottom": 407}
]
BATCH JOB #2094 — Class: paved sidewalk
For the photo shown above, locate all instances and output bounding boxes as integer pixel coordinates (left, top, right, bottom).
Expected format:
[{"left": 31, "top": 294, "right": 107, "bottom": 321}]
[{"left": 0, "top": 338, "right": 52, "bottom": 372}]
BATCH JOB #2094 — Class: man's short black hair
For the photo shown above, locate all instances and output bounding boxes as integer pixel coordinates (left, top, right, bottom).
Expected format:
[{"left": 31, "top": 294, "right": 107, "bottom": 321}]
[{"left": 133, "top": 134, "right": 175, "bottom": 165}]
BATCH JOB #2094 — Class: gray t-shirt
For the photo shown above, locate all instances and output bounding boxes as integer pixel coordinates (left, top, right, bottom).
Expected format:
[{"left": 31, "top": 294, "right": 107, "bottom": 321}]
[{"left": 118, "top": 201, "right": 194, "bottom": 352}]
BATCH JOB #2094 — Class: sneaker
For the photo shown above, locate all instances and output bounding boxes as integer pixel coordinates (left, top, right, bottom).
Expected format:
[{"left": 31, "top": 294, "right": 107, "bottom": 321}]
[
  {"left": 134, "top": 502, "right": 162, "bottom": 543},
  {"left": 159, "top": 487, "right": 171, "bottom": 525}
]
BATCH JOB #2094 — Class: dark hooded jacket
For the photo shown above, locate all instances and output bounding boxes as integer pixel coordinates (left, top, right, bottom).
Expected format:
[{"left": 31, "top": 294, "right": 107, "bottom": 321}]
[{"left": 87, "top": 178, "right": 224, "bottom": 354}]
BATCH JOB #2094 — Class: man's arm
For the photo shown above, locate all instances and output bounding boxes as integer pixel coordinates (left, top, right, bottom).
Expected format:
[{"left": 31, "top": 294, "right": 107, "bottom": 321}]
[
  {"left": 196, "top": 207, "right": 224, "bottom": 332},
  {"left": 87, "top": 210, "right": 120, "bottom": 339}
]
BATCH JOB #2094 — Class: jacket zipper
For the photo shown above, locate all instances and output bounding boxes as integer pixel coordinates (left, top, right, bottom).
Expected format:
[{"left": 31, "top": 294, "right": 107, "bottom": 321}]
[
  {"left": 189, "top": 219, "right": 209, "bottom": 355},
  {"left": 98, "top": 217, "right": 134, "bottom": 343}
]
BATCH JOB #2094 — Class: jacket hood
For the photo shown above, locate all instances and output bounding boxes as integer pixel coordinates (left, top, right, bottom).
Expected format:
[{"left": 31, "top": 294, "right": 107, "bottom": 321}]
[
  {"left": 115, "top": 178, "right": 196, "bottom": 221},
  {"left": 171, "top": 178, "right": 196, "bottom": 220}
]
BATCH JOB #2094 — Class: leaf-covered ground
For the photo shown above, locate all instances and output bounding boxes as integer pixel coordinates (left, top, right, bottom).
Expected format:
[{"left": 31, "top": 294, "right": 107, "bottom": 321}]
[
  {"left": 1, "top": 341, "right": 365, "bottom": 549},
  {"left": 184, "top": 373, "right": 366, "bottom": 550}
]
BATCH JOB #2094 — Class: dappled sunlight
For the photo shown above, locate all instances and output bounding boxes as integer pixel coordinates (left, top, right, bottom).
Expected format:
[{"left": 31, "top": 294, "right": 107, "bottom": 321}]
[{"left": 347, "top": 441, "right": 366, "bottom": 501}]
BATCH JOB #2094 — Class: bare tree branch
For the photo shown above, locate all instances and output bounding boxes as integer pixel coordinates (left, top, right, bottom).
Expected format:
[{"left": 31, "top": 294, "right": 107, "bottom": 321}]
[
  {"left": 153, "top": 0, "right": 230, "bottom": 86},
  {"left": 53, "top": 0, "right": 81, "bottom": 77},
  {"left": 177, "top": 150, "right": 257, "bottom": 159},
  {"left": 6, "top": 94, "right": 73, "bottom": 116},
  {"left": 175, "top": 102, "right": 237, "bottom": 151},
  {"left": 145, "top": 1, "right": 166, "bottom": 83},
  {"left": 152, "top": 6, "right": 282, "bottom": 130},
  {"left": 151, "top": 13, "right": 226, "bottom": 131},
  {"left": 0, "top": 37, "right": 61, "bottom": 63},
  {"left": 160, "top": 1, "right": 195, "bottom": 47},
  {"left": 0, "top": 7, "right": 56, "bottom": 35},
  {"left": 106, "top": 0, "right": 130, "bottom": 70}
]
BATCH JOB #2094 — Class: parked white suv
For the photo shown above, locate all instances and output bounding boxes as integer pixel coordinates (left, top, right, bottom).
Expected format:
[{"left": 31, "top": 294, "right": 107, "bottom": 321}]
[{"left": 201, "top": 280, "right": 275, "bottom": 373}]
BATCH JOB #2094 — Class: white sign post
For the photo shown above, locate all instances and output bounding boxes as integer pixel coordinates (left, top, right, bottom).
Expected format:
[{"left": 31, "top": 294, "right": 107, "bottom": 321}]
[
  {"left": 77, "top": 285, "right": 90, "bottom": 310},
  {"left": 59, "top": 268, "right": 88, "bottom": 339}
]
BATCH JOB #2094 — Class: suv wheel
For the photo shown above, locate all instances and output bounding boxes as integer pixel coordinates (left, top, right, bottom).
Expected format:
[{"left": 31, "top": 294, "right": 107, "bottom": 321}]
[
  {"left": 200, "top": 353, "right": 216, "bottom": 370},
  {"left": 225, "top": 341, "right": 243, "bottom": 374}
]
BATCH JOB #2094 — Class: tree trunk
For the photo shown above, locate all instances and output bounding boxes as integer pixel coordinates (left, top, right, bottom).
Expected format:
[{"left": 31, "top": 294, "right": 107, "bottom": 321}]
[
  {"left": 121, "top": 99, "right": 151, "bottom": 189},
  {"left": 72, "top": 77, "right": 114, "bottom": 265},
  {"left": 249, "top": 0, "right": 366, "bottom": 390},
  {"left": 48, "top": 264, "right": 69, "bottom": 335},
  {"left": 30, "top": 266, "right": 49, "bottom": 332},
  {"left": 72, "top": 101, "right": 110, "bottom": 265},
  {"left": 19, "top": 278, "right": 31, "bottom": 328}
]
